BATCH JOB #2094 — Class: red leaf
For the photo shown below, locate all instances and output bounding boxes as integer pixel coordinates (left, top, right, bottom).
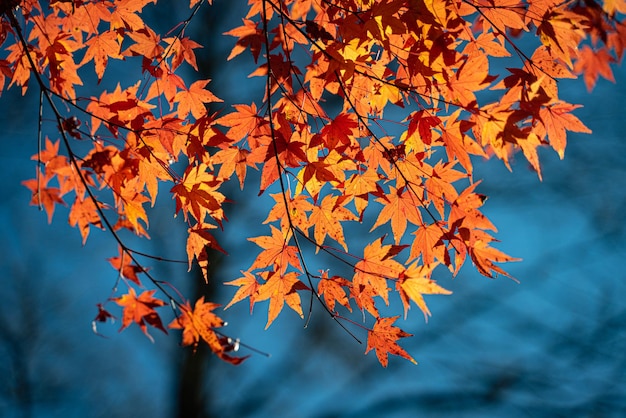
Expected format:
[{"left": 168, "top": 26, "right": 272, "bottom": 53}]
[
  {"left": 114, "top": 288, "right": 167, "bottom": 342},
  {"left": 366, "top": 316, "right": 416, "bottom": 367}
]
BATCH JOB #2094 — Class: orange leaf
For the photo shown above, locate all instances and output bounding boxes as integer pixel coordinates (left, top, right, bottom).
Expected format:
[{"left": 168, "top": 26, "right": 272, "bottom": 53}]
[
  {"left": 80, "top": 30, "right": 122, "bottom": 81},
  {"left": 118, "top": 177, "right": 150, "bottom": 233},
  {"left": 174, "top": 79, "right": 222, "bottom": 119},
  {"left": 114, "top": 288, "right": 167, "bottom": 342},
  {"left": 171, "top": 163, "right": 225, "bottom": 224},
  {"left": 107, "top": 247, "right": 145, "bottom": 285},
  {"left": 409, "top": 222, "right": 447, "bottom": 266},
  {"left": 255, "top": 271, "right": 309, "bottom": 329},
  {"left": 248, "top": 225, "right": 301, "bottom": 273},
  {"left": 308, "top": 194, "right": 357, "bottom": 251},
  {"left": 366, "top": 316, "right": 416, "bottom": 367},
  {"left": 168, "top": 297, "right": 246, "bottom": 365},
  {"left": 224, "top": 19, "right": 264, "bottom": 62},
  {"left": 165, "top": 36, "right": 203, "bottom": 71},
  {"left": 573, "top": 45, "right": 616, "bottom": 92},
  {"left": 469, "top": 238, "right": 520, "bottom": 279},
  {"left": 538, "top": 102, "right": 591, "bottom": 159},
  {"left": 397, "top": 262, "right": 451, "bottom": 320},
  {"left": 216, "top": 103, "right": 265, "bottom": 142},
  {"left": 22, "top": 177, "right": 66, "bottom": 223},
  {"left": 68, "top": 196, "right": 103, "bottom": 244},
  {"left": 186, "top": 226, "right": 226, "bottom": 279},
  {"left": 225, "top": 271, "right": 260, "bottom": 312},
  {"left": 370, "top": 186, "right": 423, "bottom": 244},
  {"left": 354, "top": 237, "right": 407, "bottom": 308},
  {"left": 317, "top": 272, "right": 352, "bottom": 313},
  {"left": 212, "top": 146, "right": 251, "bottom": 189}
]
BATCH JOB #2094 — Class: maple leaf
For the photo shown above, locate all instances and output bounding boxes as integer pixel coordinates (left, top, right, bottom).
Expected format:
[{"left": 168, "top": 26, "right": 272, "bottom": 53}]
[
  {"left": 165, "top": 36, "right": 203, "bottom": 71},
  {"left": 476, "top": 0, "right": 527, "bottom": 31},
  {"left": 397, "top": 262, "right": 452, "bottom": 320},
  {"left": 186, "top": 225, "right": 226, "bottom": 275},
  {"left": 125, "top": 26, "right": 165, "bottom": 60},
  {"left": 211, "top": 147, "right": 250, "bottom": 190},
  {"left": 317, "top": 272, "right": 352, "bottom": 313},
  {"left": 68, "top": 196, "right": 103, "bottom": 244},
  {"left": 370, "top": 185, "right": 423, "bottom": 244},
  {"left": 110, "top": 0, "right": 155, "bottom": 31},
  {"left": 308, "top": 194, "right": 357, "bottom": 251},
  {"left": 469, "top": 238, "right": 520, "bottom": 279},
  {"left": 538, "top": 102, "right": 591, "bottom": 159},
  {"left": 354, "top": 237, "right": 407, "bottom": 309},
  {"left": 224, "top": 19, "right": 264, "bottom": 62},
  {"left": 7, "top": 0, "right": 624, "bottom": 367},
  {"left": 115, "top": 288, "right": 167, "bottom": 342},
  {"left": 310, "top": 112, "right": 359, "bottom": 152},
  {"left": 174, "top": 79, "right": 222, "bottom": 119},
  {"left": 409, "top": 222, "right": 447, "bottom": 267},
  {"left": 171, "top": 163, "right": 225, "bottom": 224},
  {"left": 107, "top": 247, "right": 145, "bottom": 285},
  {"left": 573, "top": 45, "right": 616, "bottom": 92},
  {"left": 22, "top": 178, "right": 66, "bottom": 223},
  {"left": 248, "top": 224, "right": 301, "bottom": 273},
  {"left": 255, "top": 271, "right": 309, "bottom": 329},
  {"left": 225, "top": 271, "right": 260, "bottom": 313},
  {"left": 216, "top": 103, "right": 265, "bottom": 142},
  {"left": 80, "top": 30, "right": 123, "bottom": 81},
  {"left": 118, "top": 177, "right": 150, "bottom": 233},
  {"left": 168, "top": 297, "right": 246, "bottom": 364},
  {"left": 603, "top": 0, "right": 626, "bottom": 15},
  {"left": 366, "top": 316, "right": 416, "bottom": 367},
  {"left": 264, "top": 191, "right": 313, "bottom": 233},
  {"left": 93, "top": 303, "right": 116, "bottom": 324}
]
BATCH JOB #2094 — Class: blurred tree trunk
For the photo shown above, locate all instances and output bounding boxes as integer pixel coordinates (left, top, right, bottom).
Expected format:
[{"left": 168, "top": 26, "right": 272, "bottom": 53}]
[
  {"left": 172, "top": 4, "right": 235, "bottom": 417},
  {"left": 175, "top": 260, "right": 222, "bottom": 418}
]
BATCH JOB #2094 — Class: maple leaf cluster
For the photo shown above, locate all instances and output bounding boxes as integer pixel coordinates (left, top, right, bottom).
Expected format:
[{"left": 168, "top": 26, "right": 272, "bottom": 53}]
[{"left": 2, "top": 0, "right": 624, "bottom": 366}]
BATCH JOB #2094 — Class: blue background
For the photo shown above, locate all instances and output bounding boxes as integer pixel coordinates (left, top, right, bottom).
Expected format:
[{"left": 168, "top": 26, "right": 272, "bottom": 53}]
[{"left": 1, "top": 3, "right": 625, "bottom": 417}]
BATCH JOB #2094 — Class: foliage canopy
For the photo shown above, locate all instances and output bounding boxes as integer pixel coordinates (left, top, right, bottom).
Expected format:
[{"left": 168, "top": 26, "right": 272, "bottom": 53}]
[{"left": 3, "top": 0, "right": 624, "bottom": 366}]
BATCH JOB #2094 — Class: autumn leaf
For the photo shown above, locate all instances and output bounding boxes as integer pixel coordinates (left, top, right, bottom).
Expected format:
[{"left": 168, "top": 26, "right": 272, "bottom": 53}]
[
  {"left": 370, "top": 185, "right": 423, "bottom": 244},
  {"left": 80, "top": 30, "right": 123, "bottom": 81},
  {"left": 118, "top": 177, "right": 150, "bottom": 233},
  {"left": 168, "top": 297, "right": 245, "bottom": 364},
  {"left": 317, "top": 271, "right": 352, "bottom": 313},
  {"left": 68, "top": 195, "right": 103, "bottom": 244},
  {"left": 114, "top": 288, "right": 167, "bottom": 342},
  {"left": 224, "top": 18, "right": 264, "bottom": 62},
  {"left": 212, "top": 146, "right": 251, "bottom": 189},
  {"left": 186, "top": 225, "right": 226, "bottom": 280},
  {"left": 165, "top": 36, "right": 203, "bottom": 71},
  {"left": 108, "top": 247, "right": 145, "bottom": 286},
  {"left": 174, "top": 79, "right": 222, "bottom": 119},
  {"left": 22, "top": 177, "right": 66, "bottom": 223},
  {"left": 354, "top": 237, "right": 407, "bottom": 309},
  {"left": 409, "top": 222, "right": 447, "bottom": 267},
  {"left": 397, "top": 262, "right": 451, "bottom": 320},
  {"left": 248, "top": 224, "right": 301, "bottom": 273},
  {"left": 216, "top": 103, "right": 265, "bottom": 142},
  {"left": 171, "top": 163, "right": 226, "bottom": 224},
  {"left": 225, "top": 271, "right": 260, "bottom": 313},
  {"left": 169, "top": 297, "right": 224, "bottom": 349},
  {"left": 366, "top": 316, "right": 416, "bottom": 367},
  {"left": 574, "top": 45, "right": 616, "bottom": 92},
  {"left": 469, "top": 238, "right": 520, "bottom": 279},
  {"left": 255, "top": 271, "right": 309, "bottom": 329},
  {"left": 538, "top": 102, "right": 591, "bottom": 159},
  {"left": 308, "top": 194, "right": 357, "bottom": 251}
]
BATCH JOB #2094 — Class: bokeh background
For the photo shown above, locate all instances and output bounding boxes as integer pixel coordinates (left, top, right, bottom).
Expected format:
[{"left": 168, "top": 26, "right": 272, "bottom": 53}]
[{"left": 1, "top": 3, "right": 625, "bottom": 417}]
